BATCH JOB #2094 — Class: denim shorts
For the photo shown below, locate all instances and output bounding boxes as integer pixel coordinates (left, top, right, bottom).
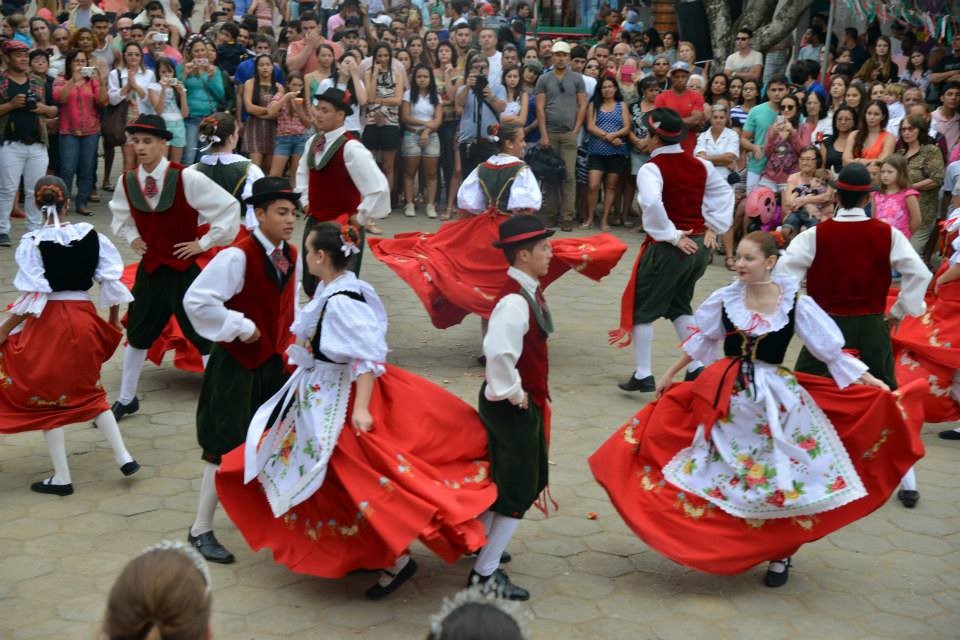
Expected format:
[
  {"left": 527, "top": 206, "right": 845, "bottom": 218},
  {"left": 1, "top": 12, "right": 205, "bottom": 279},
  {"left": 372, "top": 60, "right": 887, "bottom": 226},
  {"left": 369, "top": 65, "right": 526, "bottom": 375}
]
[
  {"left": 400, "top": 130, "right": 440, "bottom": 158},
  {"left": 274, "top": 133, "right": 308, "bottom": 157}
]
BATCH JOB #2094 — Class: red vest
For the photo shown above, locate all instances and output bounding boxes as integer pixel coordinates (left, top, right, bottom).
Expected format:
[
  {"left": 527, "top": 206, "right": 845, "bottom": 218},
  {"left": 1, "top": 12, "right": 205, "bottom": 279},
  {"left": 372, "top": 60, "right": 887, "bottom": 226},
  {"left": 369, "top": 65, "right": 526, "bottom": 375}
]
[
  {"left": 806, "top": 218, "right": 892, "bottom": 316},
  {"left": 123, "top": 164, "right": 201, "bottom": 274},
  {"left": 495, "top": 280, "right": 550, "bottom": 408},
  {"left": 308, "top": 136, "right": 362, "bottom": 223},
  {"left": 647, "top": 152, "right": 708, "bottom": 235},
  {"left": 220, "top": 235, "right": 298, "bottom": 370}
]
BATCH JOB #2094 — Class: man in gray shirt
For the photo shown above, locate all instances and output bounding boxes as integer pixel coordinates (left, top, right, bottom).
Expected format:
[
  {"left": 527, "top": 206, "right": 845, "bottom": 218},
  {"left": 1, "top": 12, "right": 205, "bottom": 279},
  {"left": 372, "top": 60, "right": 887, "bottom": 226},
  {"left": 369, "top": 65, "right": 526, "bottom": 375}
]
[
  {"left": 457, "top": 56, "right": 507, "bottom": 178},
  {"left": 536, "top": 41, "right": 587, "bottom": 231}
]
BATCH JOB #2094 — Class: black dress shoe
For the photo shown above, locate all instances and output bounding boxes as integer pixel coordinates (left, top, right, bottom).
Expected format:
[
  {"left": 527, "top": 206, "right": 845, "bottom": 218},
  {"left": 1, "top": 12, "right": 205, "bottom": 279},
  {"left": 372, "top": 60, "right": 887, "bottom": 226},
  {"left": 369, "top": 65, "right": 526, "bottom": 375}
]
[
  {"left": 618, "top": 374, "right": 655, "bottom": 392},
  {"left": 467, "top": 568, "right": 529, "bottom": 601},
  {"left": 365, "top": 558, "right": 418, "bottom": 600},
  {"left": 897, "top": 489, "right": 920, "bottom": 508},
  {"left": 684, "top": 367, "right": 705, "bottom": 381},
  {"left": 30, "top": 478, "right": 74, "bottom": 496},
  {"left": 120, "top": 461, "right": 141, "bottom": 477},
  {"left": 763, "top": 558, "right": 791, "bottom": 588},
  {"left": 187, "top": 530, "right": 235, "bottom": 564},
  {"left": 938, "top": 429, "right": 960, "bottom": 440},
  {"left": 111, "top": 398, "right": 140, "bottom": 420}
]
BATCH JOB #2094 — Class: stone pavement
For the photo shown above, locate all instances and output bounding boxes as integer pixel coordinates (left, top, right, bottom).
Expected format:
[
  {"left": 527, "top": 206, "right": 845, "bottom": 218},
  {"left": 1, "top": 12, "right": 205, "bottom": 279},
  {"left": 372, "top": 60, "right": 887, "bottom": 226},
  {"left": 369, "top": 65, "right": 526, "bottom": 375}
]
[{"left": 0, "top": 204, "right": 958, "bottom": 640}]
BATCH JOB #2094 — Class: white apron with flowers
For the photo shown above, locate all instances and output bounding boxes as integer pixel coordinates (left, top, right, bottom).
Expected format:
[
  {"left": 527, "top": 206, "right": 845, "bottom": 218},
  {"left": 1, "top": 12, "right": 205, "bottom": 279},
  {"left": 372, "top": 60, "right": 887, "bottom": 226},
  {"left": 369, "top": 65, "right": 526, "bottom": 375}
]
[
  {"left": 662, "top": 276, "right": 869, "bottom": 519},
  {"left": 244, "top": 272, "right": 388, "bottom": 518}
]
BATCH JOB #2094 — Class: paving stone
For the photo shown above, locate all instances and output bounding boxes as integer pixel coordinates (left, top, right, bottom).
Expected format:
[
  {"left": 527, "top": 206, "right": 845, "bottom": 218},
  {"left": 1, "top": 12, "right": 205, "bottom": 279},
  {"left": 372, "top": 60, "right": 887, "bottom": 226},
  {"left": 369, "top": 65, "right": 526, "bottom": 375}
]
[
  {"left": 530, "top": 594, "right": 601, "bottom": 623},
  {"left": 0, "top": 554, "right": 57, "bottom": 582}
]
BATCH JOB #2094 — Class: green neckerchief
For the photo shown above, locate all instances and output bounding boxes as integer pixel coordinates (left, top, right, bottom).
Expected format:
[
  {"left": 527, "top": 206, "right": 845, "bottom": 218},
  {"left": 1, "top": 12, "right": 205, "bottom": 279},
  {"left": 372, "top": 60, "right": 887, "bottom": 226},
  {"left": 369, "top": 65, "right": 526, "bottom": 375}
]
[
  {"left": 516, "top": 286, "right": 553, "bottom": 335},
  {"left": 124, "top": 166, "right": 181, "bottom": 212},
  {"left": 306, "top": 133, "right": 350, "bottom": 171}
]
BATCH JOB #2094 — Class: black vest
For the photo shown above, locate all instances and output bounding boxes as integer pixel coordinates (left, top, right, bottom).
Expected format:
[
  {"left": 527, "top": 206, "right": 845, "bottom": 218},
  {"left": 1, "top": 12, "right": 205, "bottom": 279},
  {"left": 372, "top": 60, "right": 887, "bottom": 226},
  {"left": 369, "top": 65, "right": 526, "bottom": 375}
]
[
  {"left": 721, "top": 299, "right": 796, "bottom": 366},
  {"left": 38, "top": 229, "right": 99, "bottom": 292}
]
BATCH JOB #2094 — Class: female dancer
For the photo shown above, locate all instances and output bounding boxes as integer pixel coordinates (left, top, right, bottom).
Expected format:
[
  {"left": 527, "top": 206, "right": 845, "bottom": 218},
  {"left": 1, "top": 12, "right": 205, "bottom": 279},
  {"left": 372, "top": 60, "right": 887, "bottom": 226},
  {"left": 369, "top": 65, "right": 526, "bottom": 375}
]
[
  {"left": 215, "top": 223, "right": 497, "bottom": 599},
  {"left": 369, "top": 122, "right": 627, "bottom": 329},
  {"left": 590, "top": 231, "right": 926, "bottom": 587},
  {"left": 0, "top": 177, "right": 139, "bottom": 495}
]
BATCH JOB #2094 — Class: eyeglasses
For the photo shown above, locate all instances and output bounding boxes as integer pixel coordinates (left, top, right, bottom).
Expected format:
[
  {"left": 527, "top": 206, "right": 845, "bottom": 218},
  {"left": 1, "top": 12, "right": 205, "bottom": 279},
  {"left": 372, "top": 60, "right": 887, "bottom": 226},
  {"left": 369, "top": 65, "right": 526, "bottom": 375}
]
[{"left": 900, "top": 125, "right": 916, "bottom": 131}]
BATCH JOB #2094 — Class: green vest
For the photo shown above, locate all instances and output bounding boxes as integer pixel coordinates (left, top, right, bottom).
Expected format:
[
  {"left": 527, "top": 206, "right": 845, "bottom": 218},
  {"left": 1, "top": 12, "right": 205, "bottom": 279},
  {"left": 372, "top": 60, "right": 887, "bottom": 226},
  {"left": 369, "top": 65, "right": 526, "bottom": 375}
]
[
  {"left": 477, "top": 160, "right": 525, "bottom": 213},
  {"left": 192, "top": 160, "right": 252, "bottom": 207}
]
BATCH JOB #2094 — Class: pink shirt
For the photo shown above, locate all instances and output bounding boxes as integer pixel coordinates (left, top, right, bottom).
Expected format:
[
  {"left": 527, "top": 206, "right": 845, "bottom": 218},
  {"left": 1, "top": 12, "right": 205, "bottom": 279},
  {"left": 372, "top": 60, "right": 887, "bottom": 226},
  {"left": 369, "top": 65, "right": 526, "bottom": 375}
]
[
  {"left": 872, "top": 188, "right": 920, "bottom": 238},
  {"left": 270, "top": 93, "right": 307, "bottom": 137},
  {"left": 53, "top": 76, "right": 102, "bottom": 136}
]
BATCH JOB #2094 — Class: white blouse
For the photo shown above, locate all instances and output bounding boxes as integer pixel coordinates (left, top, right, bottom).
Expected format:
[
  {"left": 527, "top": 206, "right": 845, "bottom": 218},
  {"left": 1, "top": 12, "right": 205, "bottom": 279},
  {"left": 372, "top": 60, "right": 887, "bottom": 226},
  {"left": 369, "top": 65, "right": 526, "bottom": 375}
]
[
  {"left": 10, "top": 222, "right": 133, "bottom": 317},
  {"left": 683, "top": 276, "right": 868, "bottom": 388},
  {"left": 107, "top": 67, "right": 157, "bottom": 116},
  {"left": 457, "top": 153, "right": 542, "bottom": 214},
  {"left": 482, "top": 266, "right": 538, "bottom": 406}
]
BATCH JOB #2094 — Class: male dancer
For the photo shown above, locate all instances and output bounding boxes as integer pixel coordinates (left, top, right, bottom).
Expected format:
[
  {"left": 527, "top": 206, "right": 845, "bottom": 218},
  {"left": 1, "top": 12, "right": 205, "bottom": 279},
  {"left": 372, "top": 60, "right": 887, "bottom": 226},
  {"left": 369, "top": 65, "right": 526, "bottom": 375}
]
[
  {"left": 182, "top": 177, "right": 300, "bottom": 562},
  {"left": 471, "top": 216, "right": 555, "bottom": 601},
  {"left": 109, "top": 115, "right": 240, "bottom": 419},
  {"left": 611, "top": 108, "right": 733, "bottom": 391},
  {"left": 777, "top": 163, "right": 930, "bottom": 508},
  {"left": 295, "top": 87, "right": 390, "bottom": 295}
]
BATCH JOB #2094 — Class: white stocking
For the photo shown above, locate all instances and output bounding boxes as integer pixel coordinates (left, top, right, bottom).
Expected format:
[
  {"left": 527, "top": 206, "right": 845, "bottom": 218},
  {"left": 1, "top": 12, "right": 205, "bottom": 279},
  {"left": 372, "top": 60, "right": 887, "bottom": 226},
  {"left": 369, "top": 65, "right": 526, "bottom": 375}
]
[
  {"left": 473, "top": 513, "right": 520, "bottom": 577},
  {"left": 672, "top": 315, "right": 703, "bottom": 371},
  {"left": 479, "top": 510, "right": 494, "bottom": 534},
  {"left": 118, "top": 346, "right": 148, "bottom": 404},
  {"left": 43, "top": 428, "right": 72, "bottom": 485},
  {"left": 93, "top": 411, "right": 134, "bottom": 466},
  {"left": 900, "top": 467, "right": 917, "bottom": 491},
  {"left": 376, "top": 553, "right": 411, "bottom": 587},
  {"left": 631, "top": 323, "right": 654, "bottom": 379},
  {"left": 190, "top": 462, "right": 219, "bottom": 537}
]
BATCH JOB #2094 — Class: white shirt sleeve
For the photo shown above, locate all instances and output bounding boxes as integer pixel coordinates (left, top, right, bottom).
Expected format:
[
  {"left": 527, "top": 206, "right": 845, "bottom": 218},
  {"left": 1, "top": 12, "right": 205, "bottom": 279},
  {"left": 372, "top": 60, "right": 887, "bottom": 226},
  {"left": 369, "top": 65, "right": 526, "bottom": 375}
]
[
  {"left": 242, "top": 163, "right": 266, "bottom": 229},
  {"left": 182, "top": 248, "right": 257, "bottom": 343},
  {"left": 635, "top": 162, "right": 680, "bottom": 244},
  {"left": 106, "top": 68, "right": 124, "bottom": 106},
  {"left": 482, "top": 293, "right": 529, "bottom": 406},
  {"left": 682, "top": 288, "right": 726, "bottom": 365},
  {"left": 699, "top": 157, "right": 734, "bottom": 234},
  {"left": 773, "top": 226, "right": 817, "bottom": 281},
  {"left": 343, "top": 139, "right": 391, "bottom": 224},
  {"left": 888, "top": 228, "right": 932, "bottom": 319},
  {"left": 506, "top": 166, "right": 543, "bottom": 211},
  {"left": 456, "top": 165, "right": 486, "bottom": 214},
  {"left": 108, "top": 176, "right": 142, "bottom": 246},
  {"left": 94, "top": 233, "right": 135, "bottom": 308},
  {"left": 317, "top": 294, "right": 388, "bottom": 379},
  {"left": 9, "top": 236, "right": 52, "bottom": 316},
  {"left": 295, "top": 136, "right": 313, "bottom": 212},
  {"left": 794, "top": 294, "right": 868, "bottom": 388},
  {"left": 180, "top": 169, "right": 242, "bottom": 251}
]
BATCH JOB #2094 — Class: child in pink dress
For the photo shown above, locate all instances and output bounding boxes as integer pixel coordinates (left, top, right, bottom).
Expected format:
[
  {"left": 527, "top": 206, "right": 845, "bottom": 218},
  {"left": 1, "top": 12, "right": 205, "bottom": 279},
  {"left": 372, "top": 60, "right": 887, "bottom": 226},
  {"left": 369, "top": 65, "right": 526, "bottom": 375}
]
[{"left": 872, "top": 155, "right": 920, "bottom": 238}]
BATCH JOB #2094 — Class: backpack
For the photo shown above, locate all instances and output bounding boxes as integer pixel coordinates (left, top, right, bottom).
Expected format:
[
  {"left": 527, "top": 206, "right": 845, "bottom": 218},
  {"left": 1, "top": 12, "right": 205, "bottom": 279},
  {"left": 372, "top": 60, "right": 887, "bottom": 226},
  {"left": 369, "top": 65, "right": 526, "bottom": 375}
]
[{"left": 524, "top": 145, "right": 565, "bottom": 184}]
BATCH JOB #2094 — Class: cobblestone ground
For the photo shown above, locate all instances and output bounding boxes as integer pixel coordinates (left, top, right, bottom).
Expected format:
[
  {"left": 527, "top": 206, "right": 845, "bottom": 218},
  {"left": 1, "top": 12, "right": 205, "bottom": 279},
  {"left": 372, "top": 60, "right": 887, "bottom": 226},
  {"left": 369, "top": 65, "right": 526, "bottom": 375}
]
[{"left": 1, "top": 202, "right": 958, "bottom": 640}]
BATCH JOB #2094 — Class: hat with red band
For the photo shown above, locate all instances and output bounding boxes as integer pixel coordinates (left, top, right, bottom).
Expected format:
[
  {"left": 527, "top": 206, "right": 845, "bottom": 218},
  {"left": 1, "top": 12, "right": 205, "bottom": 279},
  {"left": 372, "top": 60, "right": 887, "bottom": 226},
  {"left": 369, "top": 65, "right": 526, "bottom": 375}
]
[
  {"left": 493, "top": 215, "right": 555, "bottom": 248},
  {"left": 125, "top": 114, "right": 174, "bottom": 141},
  {"left": 245, "top": 176, "right": 302, "bottom": 207},
  {"left": 830, "top": 163, "right": 878, "bottom": 193},
  {"left": 642, "top": 107, "right": 688, "bottom": 144}
]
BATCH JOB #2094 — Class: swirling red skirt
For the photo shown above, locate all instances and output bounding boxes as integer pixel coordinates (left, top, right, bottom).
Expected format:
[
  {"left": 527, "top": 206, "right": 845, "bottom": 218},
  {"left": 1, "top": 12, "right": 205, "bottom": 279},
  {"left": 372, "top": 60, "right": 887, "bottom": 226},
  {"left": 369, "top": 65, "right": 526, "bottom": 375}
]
[
  {"left": 216, "top": 365, "right": 497, "bottom": 577},
  {"left": 589, "top": 367, "right": 927, "bottom": 575}
]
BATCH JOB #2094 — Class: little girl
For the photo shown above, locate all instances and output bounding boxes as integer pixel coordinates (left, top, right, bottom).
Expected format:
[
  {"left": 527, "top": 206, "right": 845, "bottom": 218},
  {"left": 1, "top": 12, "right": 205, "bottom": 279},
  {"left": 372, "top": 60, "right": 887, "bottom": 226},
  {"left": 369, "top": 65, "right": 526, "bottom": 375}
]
[
  {"left": 872, "top": 154, "right": 920, "bottom": 238},
  {"left": 149, "top": 58, "right": 189, "bottom": 162},
  {"left": 266, "top": 71, "right": 310, "bottom": 182}
]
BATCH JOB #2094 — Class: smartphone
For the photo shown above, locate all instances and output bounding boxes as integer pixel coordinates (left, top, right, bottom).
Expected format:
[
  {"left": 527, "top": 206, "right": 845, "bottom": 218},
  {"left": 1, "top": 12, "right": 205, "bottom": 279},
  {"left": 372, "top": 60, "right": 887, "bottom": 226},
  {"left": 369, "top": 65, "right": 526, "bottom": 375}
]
[
  {"left": 152, "top": 32, "right": 168, "bottom": 43},
  {"left": 620, "top": 63, "right": 635, "bottom": 85},
  {"left": 776, "top": 115, "right": 786, "bottom": 124},
  {"left": 81, "top": 66, "right": 96, "bottom": 77}
]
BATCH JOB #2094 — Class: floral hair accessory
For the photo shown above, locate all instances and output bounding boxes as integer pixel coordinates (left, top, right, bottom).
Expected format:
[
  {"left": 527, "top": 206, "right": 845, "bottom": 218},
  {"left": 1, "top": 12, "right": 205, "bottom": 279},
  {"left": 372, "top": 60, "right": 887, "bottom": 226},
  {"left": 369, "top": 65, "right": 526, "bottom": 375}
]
[
  {"left": 340, "top": 224, "right": 360, "bottom": 257},
  {"left": 487, "top": 122, "right": 500, "bottom": 142}
]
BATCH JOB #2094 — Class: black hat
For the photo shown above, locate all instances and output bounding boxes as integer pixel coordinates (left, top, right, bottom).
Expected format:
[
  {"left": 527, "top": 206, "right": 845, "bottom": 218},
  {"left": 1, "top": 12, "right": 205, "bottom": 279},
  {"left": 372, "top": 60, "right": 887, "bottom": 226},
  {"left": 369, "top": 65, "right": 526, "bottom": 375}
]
[
  {"left": 244, "top": 176, "right": 302, "bottom": 207},
  {"left": 831, "top": 163, "right": 878, "bottom": 193},
  {"left": 314, "top": 87, "right": 354, "bottom": 116},
  {"left": 642, "top": 107, "right": 688, "bottom": 144},
  {"left": 125, "top": 114, "right": 173, "bottom": 141},
  {"left": 493, "top": 215, "right": 555, "bottom": 248}
]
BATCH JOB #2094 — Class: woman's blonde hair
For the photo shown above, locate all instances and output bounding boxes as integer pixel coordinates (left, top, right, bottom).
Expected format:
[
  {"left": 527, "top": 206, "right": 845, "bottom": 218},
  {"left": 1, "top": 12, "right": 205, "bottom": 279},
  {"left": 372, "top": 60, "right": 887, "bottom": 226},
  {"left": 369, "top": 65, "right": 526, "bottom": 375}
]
[{"left": 678, "top": 40, "right": 696, "bottom": 61}]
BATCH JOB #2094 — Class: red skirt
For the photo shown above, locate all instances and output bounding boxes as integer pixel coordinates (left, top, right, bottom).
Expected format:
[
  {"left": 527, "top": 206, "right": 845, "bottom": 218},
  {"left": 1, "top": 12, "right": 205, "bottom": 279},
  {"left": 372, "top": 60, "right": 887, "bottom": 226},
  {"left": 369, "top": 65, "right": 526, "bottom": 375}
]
[
  {"left": 118, "top": 227, "right": 249, "bottom": 373},
  {"left": 368, "top": 212, "right": 627, "bottom": 329},
  {"left": 891, "top": 278, "right": 960, "bottom": 423},
  {"left": 589, "top": 368, "right": 927, "bottom": 575},
  {"left": 216, "top": 365, "right": 497, "bottom": 577},
  {"left": 0, "top": 300, "right": 122, "bottom": 434}
]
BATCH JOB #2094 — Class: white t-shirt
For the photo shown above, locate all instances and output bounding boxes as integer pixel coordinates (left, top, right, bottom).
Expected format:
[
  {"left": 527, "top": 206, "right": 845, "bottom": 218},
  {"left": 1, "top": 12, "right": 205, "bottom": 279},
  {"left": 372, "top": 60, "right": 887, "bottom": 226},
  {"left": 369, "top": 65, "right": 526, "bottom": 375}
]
[
  {"left": 694, "top": 127, "right": 741, "bottom": 179},
  {"left": 487, "top": 50, "right": 503, "bottom": 90},
  {"left": 724, "top": 50, "right": 763, "bottom": 75},
  {"left": 403, "top": 90, "right": 438, "bottom": 130}
]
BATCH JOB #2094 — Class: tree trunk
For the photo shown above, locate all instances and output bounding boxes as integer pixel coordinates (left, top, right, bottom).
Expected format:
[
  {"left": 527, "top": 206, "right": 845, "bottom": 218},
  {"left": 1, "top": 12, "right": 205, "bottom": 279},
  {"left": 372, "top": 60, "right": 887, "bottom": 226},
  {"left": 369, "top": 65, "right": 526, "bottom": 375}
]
[{"left": 704, "top": 0, "right": 818, "bottom": 70}]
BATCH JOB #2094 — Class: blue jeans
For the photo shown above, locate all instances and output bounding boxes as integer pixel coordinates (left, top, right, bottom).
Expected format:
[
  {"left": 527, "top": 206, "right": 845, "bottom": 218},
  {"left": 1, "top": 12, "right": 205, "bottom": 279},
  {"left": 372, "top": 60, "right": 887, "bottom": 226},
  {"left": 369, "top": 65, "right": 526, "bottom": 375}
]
[
  {"left": 59, "top": 133, "right": 99, "bottom": 209},
  {"left": 182, "top": 116, "right": 202, "bottom": 165}
]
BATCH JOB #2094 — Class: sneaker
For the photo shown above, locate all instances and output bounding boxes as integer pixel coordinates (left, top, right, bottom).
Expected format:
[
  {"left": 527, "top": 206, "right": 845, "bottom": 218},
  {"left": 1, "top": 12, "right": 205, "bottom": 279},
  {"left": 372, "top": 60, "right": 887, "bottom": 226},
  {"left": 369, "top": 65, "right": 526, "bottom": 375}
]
[
  {"left": 425, "top": 204, "right": 438, "bottom": 219},
  {"left": 404, "top": 203, "right": 416, "bottom": 217},
  {"left": 0, "top": 233, "right": 10, "bottom": 247}
]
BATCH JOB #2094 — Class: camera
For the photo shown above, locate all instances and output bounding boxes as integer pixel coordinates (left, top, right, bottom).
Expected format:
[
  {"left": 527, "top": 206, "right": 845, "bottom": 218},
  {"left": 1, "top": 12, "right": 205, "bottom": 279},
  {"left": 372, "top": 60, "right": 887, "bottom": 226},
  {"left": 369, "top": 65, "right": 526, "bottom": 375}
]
[
  {"left": 167, "top": 78, "right": 179, "bottom": 86},
  {"left": 151, "top": 32, "right": 168, "bottom": 43},
  {"left": 81, "top": 66, "right": 96, "bottom": 78},
  {"left": 472, "top": 74, "right": 488, "bottom": 97},
  {"left": 195, "top": 58, "right": 208, "bottom": 67},
  {"left": 25, "top": 90, "right": 38, "bottom": 111}
]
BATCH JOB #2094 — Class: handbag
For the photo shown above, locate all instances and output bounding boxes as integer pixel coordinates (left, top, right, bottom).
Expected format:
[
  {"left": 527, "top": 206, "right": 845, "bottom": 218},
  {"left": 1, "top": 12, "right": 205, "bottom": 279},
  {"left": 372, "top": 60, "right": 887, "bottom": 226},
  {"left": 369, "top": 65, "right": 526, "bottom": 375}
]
[{"left": 101, "top": 69, "right": 129, "bottom": 148}]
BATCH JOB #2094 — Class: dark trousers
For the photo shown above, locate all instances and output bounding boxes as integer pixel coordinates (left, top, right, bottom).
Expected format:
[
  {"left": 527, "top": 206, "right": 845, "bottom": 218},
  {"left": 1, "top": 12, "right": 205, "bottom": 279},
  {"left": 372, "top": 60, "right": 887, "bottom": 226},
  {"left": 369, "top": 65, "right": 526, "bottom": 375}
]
[
  {"left": 794, "top": 313, "right": 896, "bottom": 389},
  {"left": 127, "top": 263, "right": 211, "bottom": 354}
]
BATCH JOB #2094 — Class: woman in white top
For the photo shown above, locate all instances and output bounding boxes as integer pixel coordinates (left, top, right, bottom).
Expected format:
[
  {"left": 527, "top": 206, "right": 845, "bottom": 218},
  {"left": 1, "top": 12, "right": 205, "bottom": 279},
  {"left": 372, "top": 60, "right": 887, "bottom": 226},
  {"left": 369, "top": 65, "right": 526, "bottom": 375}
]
[
  {"left": 400, "top": 63, "right": 442, "bottom": 218},
  {"left": 108, "top": 41, "right": 157, "bottom": 172},
  {"left": 316, "top": 51, "right": 366, "bottom": 136},
  {"left": 695, "top": 104, "right": 741, "bottom": 270},
  {"left": 499, "top": 64, "right": 528, "bottom": 126}
]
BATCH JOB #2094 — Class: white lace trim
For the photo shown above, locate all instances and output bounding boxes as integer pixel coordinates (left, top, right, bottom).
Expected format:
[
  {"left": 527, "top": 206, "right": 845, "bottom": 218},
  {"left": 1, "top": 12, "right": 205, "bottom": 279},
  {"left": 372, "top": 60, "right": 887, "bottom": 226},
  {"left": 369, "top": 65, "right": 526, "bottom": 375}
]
[
  {"left": 719, "top": 275, "right": 801, "bottom": 336},
  {"left": 26, "top": 221, "right": 95, "bottom": 247}
]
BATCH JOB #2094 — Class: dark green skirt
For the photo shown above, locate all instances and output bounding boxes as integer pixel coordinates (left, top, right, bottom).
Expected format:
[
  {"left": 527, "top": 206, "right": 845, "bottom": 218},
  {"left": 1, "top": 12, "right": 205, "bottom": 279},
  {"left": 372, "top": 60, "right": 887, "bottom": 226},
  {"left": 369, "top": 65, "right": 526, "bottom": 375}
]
[
  {"left": 633, "top": 237, "right": 710, "bottom": 324},
  {"left": 196, "top": 345, "right": 288, "bottom": 464},
  {"left": 478, "top": 384, "right": 548, "bottom": 518},
  {"left": 795, "top": 313, "right": 896, "bottom": 390}
]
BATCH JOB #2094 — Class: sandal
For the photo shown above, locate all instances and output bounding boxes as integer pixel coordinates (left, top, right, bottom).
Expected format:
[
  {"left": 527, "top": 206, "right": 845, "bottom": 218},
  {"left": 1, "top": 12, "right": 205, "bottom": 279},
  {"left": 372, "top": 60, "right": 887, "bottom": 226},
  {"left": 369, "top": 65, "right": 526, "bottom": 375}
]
[
  {"left": 724, "top": 256, "right": 737, "bottom": 271},
  {"left": 578, "top": 221, "right": 593, "bottom": 229},
  {"left": 101, "top": 182, "right": 114, "bottom": 192},
  {"left": 365, "top": 222, "right": 383, "bottom": 235}
]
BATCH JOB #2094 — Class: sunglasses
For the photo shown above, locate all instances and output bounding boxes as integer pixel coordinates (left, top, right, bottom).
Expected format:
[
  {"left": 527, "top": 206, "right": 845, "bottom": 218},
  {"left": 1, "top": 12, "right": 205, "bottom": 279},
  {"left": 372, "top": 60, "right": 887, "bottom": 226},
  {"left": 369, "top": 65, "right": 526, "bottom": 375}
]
[
  {"left": 736, "top": 36, "right": 749, "bottom": 41},
  {"left": 782, "top": 104, "right": 796, "bottom": 110}
]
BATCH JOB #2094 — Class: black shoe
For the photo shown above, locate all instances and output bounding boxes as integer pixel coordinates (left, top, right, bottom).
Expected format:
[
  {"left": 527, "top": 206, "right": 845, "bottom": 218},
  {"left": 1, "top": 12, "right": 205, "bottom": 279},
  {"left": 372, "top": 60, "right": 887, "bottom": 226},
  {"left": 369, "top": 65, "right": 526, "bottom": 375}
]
[
  {"left": 0, "top": 233, "right": 10, "bottom": 247},
  {"left": 187, "top": 530, "right": 235, "bottom": 564},
  {"left": 365, "top": 558, "right": 418, "bottom": 600},
  {"left": 618, "top": 374, "right": 655, "bottom": 392},
  {"left": 111, "top": 398, "right": 139, "bottom": 421},
  {"left": 30, "top": 478, "right": 74, "bottom": 496},
  {"left": 897, "top": 489, "right": 920, "bottom": 508},
  {"left": 120, "top": 460, "right": 141, "bottom": 477},
  {"left": 763, "top": 558, "right": 791, "bottom": 588},
  {"left": 477, "top": 355, "right": 487, "bottom": 366},
  {"left": 684, "top": 367, "right": 705, "bottom": 382},
  {"left": 938, "top": 429, "right": 960, "bottom": 440},
  {"left": 467, "top": 568, "right": 529, "bottom": 601}
]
